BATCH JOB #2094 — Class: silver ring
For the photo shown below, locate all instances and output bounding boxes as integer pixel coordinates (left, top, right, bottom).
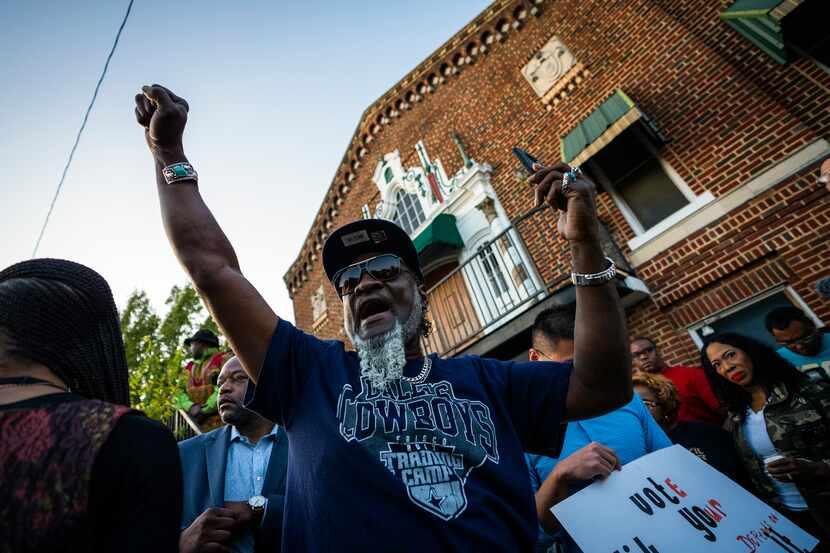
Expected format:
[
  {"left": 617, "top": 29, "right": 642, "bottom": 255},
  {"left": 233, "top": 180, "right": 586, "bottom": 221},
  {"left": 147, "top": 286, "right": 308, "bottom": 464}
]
[
  {"left": 561, "top": 166, "right": 581, "bottom": 195},
  {"left": 561, "top": 173, "right": 571, "bottom": 195}
]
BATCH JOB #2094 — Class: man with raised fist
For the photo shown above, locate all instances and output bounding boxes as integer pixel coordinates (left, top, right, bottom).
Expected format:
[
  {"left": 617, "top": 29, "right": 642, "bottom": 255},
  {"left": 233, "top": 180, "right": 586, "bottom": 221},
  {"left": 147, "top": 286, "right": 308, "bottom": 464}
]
[{"left": 134, "top": 84, "right": 632, "bottom": 552}]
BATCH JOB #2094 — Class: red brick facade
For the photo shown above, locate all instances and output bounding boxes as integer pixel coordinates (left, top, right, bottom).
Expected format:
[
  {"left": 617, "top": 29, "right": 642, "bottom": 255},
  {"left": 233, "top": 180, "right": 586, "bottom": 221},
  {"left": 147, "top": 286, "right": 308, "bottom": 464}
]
[{"left": 286, "top": 0, "right": 830, "bottom": 366}]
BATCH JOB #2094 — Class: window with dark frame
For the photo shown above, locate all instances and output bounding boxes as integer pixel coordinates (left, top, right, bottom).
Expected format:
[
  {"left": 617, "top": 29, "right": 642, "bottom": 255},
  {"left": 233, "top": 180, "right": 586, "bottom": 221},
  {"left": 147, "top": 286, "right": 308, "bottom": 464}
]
[
  {"left": 692, "top": 290, "right": 796, "bottom": 350},
  {"left": 585, "top": 126, "right": 690, "bottom": 233}
]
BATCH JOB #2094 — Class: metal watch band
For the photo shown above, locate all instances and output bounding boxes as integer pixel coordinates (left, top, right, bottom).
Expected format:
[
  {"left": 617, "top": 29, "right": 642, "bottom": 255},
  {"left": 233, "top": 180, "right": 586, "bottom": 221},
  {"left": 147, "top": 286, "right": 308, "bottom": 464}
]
[
  {"left": 571, "top": 256, "right": 617, "bottom": 287},
  {"left": 162, "top": 162, "right": 198, "bottom": 185}
]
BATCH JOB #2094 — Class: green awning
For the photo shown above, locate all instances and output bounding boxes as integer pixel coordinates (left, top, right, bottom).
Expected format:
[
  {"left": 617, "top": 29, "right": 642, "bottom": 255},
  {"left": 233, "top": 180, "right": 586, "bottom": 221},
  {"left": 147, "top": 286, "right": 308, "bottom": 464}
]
[
  {"left": 722, "top": 0, "right": 783, "bottom": 17},
  {"left": 413, "top": 213, "right": 463, "bottom": 254},
  {"left": 720, "top": 0, "right": 804, "bottom": 65},
  {"left": 560, "top": 90, "right": 642, "bottom": 165}
]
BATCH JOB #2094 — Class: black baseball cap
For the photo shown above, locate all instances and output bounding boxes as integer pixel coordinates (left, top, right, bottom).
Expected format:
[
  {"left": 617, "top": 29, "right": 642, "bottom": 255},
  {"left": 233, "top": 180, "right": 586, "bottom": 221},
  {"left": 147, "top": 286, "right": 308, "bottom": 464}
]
[{"left": 322, "top": 219, "right": 424, "bottom": 285}]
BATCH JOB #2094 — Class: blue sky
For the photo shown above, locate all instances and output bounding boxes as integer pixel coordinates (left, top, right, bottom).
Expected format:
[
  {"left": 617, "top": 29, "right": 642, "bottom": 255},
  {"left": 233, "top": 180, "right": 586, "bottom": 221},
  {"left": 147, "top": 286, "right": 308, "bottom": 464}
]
[{"left": 0, "top": 0, "right": 491, "bottom": 322}]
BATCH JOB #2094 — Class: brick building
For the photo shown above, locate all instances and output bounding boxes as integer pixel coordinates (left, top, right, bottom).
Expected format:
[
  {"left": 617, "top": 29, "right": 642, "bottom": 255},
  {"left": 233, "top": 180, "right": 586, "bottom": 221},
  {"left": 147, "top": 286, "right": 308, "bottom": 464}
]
[{"left": 285, "top": 0, "right": 830, "bottom": 366}]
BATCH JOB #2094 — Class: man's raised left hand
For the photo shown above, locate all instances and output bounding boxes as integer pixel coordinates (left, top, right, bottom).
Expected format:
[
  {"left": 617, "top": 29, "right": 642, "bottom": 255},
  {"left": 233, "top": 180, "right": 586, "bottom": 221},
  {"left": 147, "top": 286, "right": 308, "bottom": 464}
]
[{"left": 528, "top": 162, "right": 600, "bottom": 245}]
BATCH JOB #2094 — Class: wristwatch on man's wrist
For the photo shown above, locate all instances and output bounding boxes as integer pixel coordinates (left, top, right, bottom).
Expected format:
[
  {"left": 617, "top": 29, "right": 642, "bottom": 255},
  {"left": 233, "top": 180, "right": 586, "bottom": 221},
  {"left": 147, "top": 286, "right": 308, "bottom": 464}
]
[
  {"left": 571, "top": 256, "right": 617, "bottom": 287},
  {"left": 248, "top": 495, "right": 266, "bottom": 514}
]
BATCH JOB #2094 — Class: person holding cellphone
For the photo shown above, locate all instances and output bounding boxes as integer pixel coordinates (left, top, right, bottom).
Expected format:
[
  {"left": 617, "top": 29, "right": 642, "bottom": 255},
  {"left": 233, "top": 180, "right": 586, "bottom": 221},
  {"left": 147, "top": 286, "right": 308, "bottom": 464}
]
[
  {"left": 134, "top": 84, "right": 631, "bottom": 552},
  {"left": 701, "top": 333, "right": 830, "bottom": 545}
]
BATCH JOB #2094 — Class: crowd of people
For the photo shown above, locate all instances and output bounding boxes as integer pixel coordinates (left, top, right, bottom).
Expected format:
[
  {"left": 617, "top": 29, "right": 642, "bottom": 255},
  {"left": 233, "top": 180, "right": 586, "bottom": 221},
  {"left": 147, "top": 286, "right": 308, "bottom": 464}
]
[
  {"left": 0, "top": 84, "right": 828, "bottom": 553},
  {"left": 528, "top": 308, "right": 830, "bottom": 552}
]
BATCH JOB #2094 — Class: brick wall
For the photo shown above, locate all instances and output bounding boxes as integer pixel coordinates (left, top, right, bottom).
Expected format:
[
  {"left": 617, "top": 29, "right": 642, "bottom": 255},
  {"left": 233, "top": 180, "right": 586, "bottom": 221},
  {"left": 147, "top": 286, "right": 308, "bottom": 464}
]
[{"left": 289, "top": 0, "right": 830, "bottom": 360}]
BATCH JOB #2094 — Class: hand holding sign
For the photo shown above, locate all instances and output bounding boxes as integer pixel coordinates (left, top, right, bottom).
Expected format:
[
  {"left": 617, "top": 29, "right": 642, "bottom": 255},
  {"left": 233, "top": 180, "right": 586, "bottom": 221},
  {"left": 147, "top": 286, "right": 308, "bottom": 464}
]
[{"left": 554, "top": 441, "right": 621, "bottom": 482}]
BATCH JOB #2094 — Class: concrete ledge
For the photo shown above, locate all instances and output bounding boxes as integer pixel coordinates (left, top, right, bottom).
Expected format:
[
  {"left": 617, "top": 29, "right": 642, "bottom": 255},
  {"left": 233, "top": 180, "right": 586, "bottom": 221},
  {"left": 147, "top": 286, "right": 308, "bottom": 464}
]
[{"left": 627, "top": 192, "right": 715, "bottom": 251}]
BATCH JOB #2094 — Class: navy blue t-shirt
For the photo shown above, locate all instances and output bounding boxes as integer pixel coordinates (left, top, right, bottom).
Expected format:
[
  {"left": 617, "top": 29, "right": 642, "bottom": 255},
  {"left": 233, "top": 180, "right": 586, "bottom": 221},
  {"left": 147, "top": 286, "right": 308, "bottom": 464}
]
[{"left": 246, "top": 318, "right": 571, "bottom": 552}]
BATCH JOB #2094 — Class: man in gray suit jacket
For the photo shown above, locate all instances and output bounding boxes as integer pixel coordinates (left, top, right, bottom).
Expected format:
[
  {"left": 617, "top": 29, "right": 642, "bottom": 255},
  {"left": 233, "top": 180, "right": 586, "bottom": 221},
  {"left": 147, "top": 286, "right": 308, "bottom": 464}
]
[{"left": 178, "top": 356, "right": 288, "bottom": 553}]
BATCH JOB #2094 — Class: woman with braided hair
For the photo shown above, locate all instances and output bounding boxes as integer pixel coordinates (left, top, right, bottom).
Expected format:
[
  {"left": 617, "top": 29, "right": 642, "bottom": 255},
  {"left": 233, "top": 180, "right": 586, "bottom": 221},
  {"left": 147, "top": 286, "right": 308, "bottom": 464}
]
[{"left": 0, "top": 258, "right": 182, "bottom": 553}]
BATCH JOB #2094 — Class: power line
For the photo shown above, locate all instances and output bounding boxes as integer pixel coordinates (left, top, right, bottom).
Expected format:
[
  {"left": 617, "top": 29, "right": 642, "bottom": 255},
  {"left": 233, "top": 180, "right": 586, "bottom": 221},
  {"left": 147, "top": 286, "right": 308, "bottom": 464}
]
[{"left": 32, "top": 0, "right": 135, "bottom": 257}]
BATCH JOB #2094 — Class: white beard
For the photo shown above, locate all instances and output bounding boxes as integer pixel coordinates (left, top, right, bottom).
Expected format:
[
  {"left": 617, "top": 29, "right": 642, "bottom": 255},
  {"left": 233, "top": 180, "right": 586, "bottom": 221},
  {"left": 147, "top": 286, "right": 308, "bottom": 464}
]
[{"left": 348, "top": 287, "right": 424, "bottom": 390}]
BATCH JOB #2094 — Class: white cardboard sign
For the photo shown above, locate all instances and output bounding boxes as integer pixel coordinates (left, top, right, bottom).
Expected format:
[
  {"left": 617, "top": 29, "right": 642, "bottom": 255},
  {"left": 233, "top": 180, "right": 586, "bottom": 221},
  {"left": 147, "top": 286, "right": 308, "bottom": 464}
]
[{"left": 552, "top": 445, "right": 819, "bottom": 553}]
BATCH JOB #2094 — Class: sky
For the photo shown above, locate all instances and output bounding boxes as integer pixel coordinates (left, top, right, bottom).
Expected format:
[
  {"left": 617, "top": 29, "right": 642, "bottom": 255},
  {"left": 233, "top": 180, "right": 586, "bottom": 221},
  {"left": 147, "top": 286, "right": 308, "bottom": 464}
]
[{"left": 0, "top": 0, "right": 491, "bottom": 323}]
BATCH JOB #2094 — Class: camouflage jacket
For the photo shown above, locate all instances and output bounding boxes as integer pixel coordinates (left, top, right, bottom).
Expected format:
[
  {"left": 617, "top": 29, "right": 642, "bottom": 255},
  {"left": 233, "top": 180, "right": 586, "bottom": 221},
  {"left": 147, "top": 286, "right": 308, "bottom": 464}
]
[{"left": 730, "top": 380, "right": 830, "bottom": 528}]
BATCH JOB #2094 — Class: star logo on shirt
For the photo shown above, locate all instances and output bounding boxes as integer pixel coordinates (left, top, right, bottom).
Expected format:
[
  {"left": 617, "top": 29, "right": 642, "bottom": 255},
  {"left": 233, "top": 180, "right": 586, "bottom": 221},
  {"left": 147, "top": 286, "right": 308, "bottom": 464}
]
[{"left": 428, "top": 487, "right": 445, "bottom": 509}]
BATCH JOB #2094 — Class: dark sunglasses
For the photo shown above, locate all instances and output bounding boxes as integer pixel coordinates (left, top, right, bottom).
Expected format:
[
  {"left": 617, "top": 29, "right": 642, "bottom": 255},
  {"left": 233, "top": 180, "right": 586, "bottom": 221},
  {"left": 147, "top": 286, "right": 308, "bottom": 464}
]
[{"left": 333, "top": 254, "right": 404, "bottom": 297}]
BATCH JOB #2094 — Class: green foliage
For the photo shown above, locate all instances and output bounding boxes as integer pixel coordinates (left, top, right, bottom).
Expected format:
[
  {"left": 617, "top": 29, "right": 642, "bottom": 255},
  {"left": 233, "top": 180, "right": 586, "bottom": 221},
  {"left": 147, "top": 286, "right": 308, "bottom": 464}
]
[{"left": 121, "top": 283, "right": 220, "bottom": 422}]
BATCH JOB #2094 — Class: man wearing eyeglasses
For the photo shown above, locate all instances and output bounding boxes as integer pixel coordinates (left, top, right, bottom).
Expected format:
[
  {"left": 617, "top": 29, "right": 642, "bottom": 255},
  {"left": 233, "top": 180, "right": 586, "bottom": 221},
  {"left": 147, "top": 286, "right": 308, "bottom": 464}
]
[
  {"left": 766, "top": 306, "right": 830, "bottom": 382},
  {"left": 527, "top": 306, "right": 669, "bottom": 553},
  {"left": 630, "top": 337, "right": 722, "bottom": 425},
  {"left": 528, "top": 305, "right": 576, "bottom": 364},
  {"left": 135, "top": 84, "right": 632, "bottom": 552}
]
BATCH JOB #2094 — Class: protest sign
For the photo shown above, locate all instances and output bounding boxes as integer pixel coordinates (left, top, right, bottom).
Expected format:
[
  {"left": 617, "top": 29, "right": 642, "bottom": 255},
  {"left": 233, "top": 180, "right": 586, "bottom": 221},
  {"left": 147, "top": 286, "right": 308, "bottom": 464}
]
[{"left": 552, "top": 445, "right": 819, "bottom": 553}]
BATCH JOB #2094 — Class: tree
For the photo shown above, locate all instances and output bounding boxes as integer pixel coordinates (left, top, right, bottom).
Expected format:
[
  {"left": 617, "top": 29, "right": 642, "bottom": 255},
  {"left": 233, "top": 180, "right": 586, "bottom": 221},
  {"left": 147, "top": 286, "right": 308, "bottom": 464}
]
[
  {"left": 120, "top": 290, "right": 160, "bottom": 370},
  {"left": 121, "top": 283, "right": 221, "bottom": 422}
]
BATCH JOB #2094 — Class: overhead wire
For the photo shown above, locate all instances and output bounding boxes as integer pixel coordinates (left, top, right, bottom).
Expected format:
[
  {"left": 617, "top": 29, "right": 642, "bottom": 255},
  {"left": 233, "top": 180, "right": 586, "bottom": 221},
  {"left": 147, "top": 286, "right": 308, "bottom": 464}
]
[{"left": 32, "top": 0, "right": 136, "bottom": 257}]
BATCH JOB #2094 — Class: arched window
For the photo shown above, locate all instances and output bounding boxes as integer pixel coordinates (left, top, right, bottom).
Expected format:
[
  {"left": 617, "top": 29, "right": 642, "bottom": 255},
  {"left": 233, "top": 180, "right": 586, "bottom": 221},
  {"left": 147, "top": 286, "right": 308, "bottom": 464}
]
[
  {"left": 384, "top": 167, "right": 394, "bottom": 184},
  {"left": 393, "top": 189, "right": 426, "bottom": 234}
]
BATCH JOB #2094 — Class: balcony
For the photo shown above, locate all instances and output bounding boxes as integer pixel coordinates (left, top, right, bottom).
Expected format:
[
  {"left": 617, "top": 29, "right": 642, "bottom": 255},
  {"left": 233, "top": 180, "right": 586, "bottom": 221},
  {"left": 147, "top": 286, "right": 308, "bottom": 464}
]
[
  {"left": 422, "top": 204, "right": 641, "bottom": 358},
  {"left": 167, "top": 408, "right": 202, "bottom": 441}
]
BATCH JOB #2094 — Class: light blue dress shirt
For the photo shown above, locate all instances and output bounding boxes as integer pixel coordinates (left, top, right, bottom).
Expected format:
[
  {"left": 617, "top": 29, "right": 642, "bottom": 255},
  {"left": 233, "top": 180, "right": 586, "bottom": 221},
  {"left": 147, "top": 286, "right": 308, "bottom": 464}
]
[
  {"left": 224, "top": 424, "right": 279, "bottom": 553},
  {"left": 526, "top": 395, "right": 672, "bottom": 553}
]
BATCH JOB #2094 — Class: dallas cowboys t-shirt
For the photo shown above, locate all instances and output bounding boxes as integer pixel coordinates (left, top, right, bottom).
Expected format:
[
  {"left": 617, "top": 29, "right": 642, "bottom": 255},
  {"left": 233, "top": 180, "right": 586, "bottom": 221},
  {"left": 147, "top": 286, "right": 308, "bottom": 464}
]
[{"left": 247, "top": 318, "right": 571, "bottom": 552}]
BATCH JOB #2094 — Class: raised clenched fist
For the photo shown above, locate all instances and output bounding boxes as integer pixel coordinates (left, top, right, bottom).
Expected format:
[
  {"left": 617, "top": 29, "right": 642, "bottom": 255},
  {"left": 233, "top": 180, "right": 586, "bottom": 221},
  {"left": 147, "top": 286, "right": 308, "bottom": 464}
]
[{"left": 134, "top": 84, "right": 189, "bottom": 159}]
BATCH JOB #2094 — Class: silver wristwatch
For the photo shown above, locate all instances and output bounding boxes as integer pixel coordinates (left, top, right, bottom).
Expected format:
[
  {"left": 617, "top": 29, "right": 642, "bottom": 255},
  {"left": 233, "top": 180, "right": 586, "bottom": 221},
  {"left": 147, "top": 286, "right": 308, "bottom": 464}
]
[
  {"left": 248, "top": 495, "right": 266, "bottom": 514},
  {"left": 571, "top": 257, "right": 617, "bottom": 286}
]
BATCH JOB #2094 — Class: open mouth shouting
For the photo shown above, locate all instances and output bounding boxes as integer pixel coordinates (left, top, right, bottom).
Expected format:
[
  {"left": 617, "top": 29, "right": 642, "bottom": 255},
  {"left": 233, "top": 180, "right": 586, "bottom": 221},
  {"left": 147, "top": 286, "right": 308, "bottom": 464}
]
[{"left": 356, "top": 296, "right": 395, "bottom": 334}]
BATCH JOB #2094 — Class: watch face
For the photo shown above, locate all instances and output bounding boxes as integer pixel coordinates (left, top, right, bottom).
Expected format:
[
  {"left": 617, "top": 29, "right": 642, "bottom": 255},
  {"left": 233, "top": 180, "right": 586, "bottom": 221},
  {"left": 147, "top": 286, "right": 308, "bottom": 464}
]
[{"left": 248, "top": 495, "right": 266, "bottom": 509}]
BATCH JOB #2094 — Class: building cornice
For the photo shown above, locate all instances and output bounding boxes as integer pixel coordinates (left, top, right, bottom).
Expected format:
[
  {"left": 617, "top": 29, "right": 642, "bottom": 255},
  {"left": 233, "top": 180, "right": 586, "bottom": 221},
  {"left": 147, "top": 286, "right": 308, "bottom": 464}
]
[{"left": 283, "top": 0, "right": 546, "bottom": 298}]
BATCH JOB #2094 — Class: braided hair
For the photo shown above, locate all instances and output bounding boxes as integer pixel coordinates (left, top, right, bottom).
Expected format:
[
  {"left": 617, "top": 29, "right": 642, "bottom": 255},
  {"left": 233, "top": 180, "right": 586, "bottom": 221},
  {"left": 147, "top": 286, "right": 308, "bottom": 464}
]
[{"left": 0, "top": 259, "right": 129, "bottom": 405}]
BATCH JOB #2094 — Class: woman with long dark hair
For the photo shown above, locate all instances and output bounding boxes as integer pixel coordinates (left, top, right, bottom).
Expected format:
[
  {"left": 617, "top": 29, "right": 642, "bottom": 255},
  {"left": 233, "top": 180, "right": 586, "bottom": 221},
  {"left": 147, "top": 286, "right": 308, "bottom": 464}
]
[
  {"left": 701, "top": 332, "right": 830, "bottom": 544},
  {"left": 0, "top": 259, "right": 182, "bottom": 553}
]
